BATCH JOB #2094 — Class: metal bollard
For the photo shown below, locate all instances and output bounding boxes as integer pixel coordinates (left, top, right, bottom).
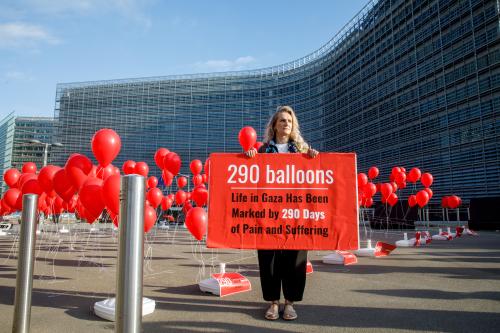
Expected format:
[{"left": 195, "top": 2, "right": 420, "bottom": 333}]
[
  {"left": 12, "top": 194, "right": 39, "bottom": 333},
  {"left": 115, "top": 175, "right": 145, "bottom": 333}
]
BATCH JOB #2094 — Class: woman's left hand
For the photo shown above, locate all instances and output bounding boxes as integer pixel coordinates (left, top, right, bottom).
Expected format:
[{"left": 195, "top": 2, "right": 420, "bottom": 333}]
[{"left": 308, "top": 148, "right": 319, "bottom": 158}]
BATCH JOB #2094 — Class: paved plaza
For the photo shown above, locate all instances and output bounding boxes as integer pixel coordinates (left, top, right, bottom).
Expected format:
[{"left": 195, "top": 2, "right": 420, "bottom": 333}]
[{"left": 1, "top": 224, "right": 499, "bottom": 333}]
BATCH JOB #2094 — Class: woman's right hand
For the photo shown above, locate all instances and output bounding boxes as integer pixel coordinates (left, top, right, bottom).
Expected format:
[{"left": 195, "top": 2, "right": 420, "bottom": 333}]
[{"left": 245, "top": 148, "right": 257, "bottom": 158}]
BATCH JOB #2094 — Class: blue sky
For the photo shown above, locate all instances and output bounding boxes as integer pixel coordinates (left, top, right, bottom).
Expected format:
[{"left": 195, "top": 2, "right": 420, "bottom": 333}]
[{"left": 0, "top": 0, "right": 369, "bottom": 120}]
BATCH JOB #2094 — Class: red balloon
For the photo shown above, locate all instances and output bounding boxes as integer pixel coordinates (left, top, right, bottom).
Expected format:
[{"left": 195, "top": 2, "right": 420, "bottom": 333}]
[
  {"left": 122, "top": 160, "right": 136, "bottom": 175},
  {"left": 391, "top": 166, "right": 401, "bottom": 176},
  {"left": 79, "top": 177, "right": 105, "bottom": 222},
  {"left": 192, "top": 186, "right": 208, "bottom": 207},
  {"left": 190, "top": 159, "right": 203, "bottom": 175},
  {"left": 103, "top": 174, "right": 120, "bottom": 215},
  {"left": 441, "top": 196, "right": 449, "bottom": 208},
  {"left": 175, "top": 190, "right": 187, "bottom": 205},
  {"left": 387, "top": 193, "right": 398, "bottom": 206},
  {"left": 38, "top": 165, "right": 61, "bottom": 197},
  {"left": 154, "top": 148, "right": 170, "bottom": 170},
  {"left": 91, "top": 128, "right": 121, "bottom": 167},
  {"left": 448, "top": 195, "right": 460, "bottom": 209},
  {"left": 421, "top": 173, "right": 433, "bottom": 188},
  {"left": 65, "top": 154, "right": 93, "bottom": 190},
  {"left": 163, "top": 152, "right": 181, "bottom": 176},
  {"left": 3, "top": 188, "right": 21, "bottom": 209},
  {"left": 17, "top": 173, "right": 37, "bottom": 190},
  {"left": 53, "top": 196, "right": 65, "bottom": 214},
  {"left": 67, "top": 195, "right": 78, "bottom": 212},
  {"left": 357, "top": 173, "right": 368, "bottom": 187},
  {"left": 146, "top": 187, "right": 163, "bottom": 208},
  {"left": 424, "top": 188, "right": 433, "bottom": 199},
  {"left": 363, "top": 182, "right": 377, "bottom": 197},
  {"left": 416, "top": 190, "right": 430, "bottom": 208},
  {"left": 182, "top": 200, "right": 193, "bottom": 214},
  {"left": 135, "top": 162, "right": 149, "bottom": 177},
  {"left": 144, "top": 204, "right": 157, "bottom": 233},
  {"left": 185, "top": 207, "right": 208, "bottom": 240},
  {"left": 167, "top": 193, "right": 175, "bottom": 201},
  {"left": 22, "top": 162, "right": 37, "bottom": 174},
  {"left": 161, "top": 196, "right": 173, "bottom": 210},
  {"left": 368, "top": 166, "right": 379, "bottom": 180},
  {"left": 238, "top": 126, "right": 257, "bottom": 151},
  {"left": 147, "top": 176, "right": 158, "bottom": 189},
  {"left": 408, "top": 168, "right": 421, "bottom": 183},
  {"left": 254, "top": 141, "right": 264, "bottom": 151},
  {"left": 162, "top": 170, "right": 174, "bottom": 186},
  {"left": 4, "top": 168, "right": 20, "bottom": 188},
  {"left": 109, "top": 210, "right": 119, "bottom": 227},
  {"left": 202, "top": 174, "right": 208, "bottom": 184},
  {"left": 21, "top": 178, "right": 43, "bottom": 195},
  {"left": 96, "top": 164, "right": 115, "bottom": 180},
  {"left": 53, "top": 169, "right": 76, "bottom": 202},
  {"left": 395, "top": 171, "right": 406, "bottom": 184},
  {"left": 1, "top": 197, "right": 12, "bottom": 212},
  {"left": 408, "top": 195, "right": 417, "bottom": 207},
  {"left": 177, "top": 176, "right": 187, "bottom": 189},
  {"left": 380, "top": 183, "right": 393, "bottom": 200},
  {"left": 390, "top": 181, "right": 398, "bottom": 192},
  {"left": 192, "top": 174, "right": 203, "bottom": 186}
]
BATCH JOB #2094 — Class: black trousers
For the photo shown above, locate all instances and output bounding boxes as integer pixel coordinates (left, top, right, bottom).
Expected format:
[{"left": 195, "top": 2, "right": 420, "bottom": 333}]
[{"left": 257, "top": 250, "right": 307, "bottom": 302}]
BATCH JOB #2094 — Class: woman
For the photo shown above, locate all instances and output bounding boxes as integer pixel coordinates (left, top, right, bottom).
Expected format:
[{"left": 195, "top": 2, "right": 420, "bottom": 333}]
[{"left": 246, "top": 105, "right": 318, "bottom": 321}]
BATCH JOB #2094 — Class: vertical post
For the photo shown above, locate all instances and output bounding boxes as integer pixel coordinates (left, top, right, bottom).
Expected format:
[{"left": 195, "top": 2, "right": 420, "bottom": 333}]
[
  {"left": 12, "top": 194, "right": 39, "bottom": 333},
  {"left": 115, "top": 175, "right": 145, "bottom": 333},
  {"left": 456, "top": 208, "right": 460, "bottom": 221},
  {"left": 43, "top": 143, "right": 49, "bottom": 167}
]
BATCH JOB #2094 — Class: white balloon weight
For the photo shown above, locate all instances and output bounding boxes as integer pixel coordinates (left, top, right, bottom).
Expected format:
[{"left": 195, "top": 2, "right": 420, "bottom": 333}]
[
  {"left": 322, "top": 251, "right": 357, "bottom": 265},
  {"left": 94, "top": 297, "right": 156, "bottom": 321},
  {"left": 353, "top": 239, "right": 375, "bottom": 257},
  {"left": 432, "top": 228, "right": 452, "bottom": 241},
  {"left": 395, "top": 233, "right": 415, "bottom": 247}
]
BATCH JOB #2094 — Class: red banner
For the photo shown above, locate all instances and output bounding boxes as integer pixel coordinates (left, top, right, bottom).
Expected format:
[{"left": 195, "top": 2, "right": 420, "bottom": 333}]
[{"left": 207, "top": 153, "right": 359, "bottom": 250}]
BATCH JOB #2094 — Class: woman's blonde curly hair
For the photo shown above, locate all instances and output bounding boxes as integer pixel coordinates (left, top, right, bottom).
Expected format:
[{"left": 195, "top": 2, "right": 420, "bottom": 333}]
[{"left": 264, "top": 105, "right": 309, "bottom": 152}]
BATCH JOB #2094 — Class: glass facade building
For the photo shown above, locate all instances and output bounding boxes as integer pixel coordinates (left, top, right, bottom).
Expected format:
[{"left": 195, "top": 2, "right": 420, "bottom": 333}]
[
  {"left": 53, "top": 0, "right": 500, "bottom": 202},
  {"left": 0, "top": 114, "right": 57, "bottom": 194}
]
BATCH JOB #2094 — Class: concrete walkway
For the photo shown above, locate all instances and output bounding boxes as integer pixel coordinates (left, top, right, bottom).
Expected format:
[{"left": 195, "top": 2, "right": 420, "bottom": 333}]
[{"left": 1, "top": 226, "right": 499, "bottom": 333}]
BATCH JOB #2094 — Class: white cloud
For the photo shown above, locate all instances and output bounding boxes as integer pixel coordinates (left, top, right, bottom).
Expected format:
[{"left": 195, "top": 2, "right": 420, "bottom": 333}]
[
  {"left": 194, "top": 56, "right": 257, "bottom": 72},
  {"left": 25, "top": 0, "right": 152, "bottom": 28},
  {"left": 0, "top": 22, "right": 60, "bottom": 48},
  {"left": 4, "top": 71, "right": 34, "bottom": 81}
]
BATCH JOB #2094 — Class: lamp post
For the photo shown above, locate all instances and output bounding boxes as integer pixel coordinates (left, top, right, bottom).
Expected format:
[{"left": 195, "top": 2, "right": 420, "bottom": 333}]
[{"left": 28, "top": 139, "right": 63, "bottom": 167}]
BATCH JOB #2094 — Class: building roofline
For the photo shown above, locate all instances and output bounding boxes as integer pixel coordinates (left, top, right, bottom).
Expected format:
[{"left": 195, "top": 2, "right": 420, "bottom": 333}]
[{"left": 57, "top": 0, "right": 377, "bottom": 89}]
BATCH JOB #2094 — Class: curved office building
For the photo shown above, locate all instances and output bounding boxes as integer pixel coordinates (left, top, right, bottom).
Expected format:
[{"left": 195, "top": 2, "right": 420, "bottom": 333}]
[{"left": 53, "top": 0, "right": 500, "bottom": 202}]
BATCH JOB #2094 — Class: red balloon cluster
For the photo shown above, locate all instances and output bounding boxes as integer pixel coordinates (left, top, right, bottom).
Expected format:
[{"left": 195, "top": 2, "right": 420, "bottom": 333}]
[
  {"left": 0, "top": 129, "right": 164, "bottom": 233},
  {"left": 151, "top": 147, "right": 209, "bottom": 240},
  {"left": 357, "top": 172, "right": 377, "bottom": 208},
  {"left": 122, "top": 160, "right": 149, "bottom": 177},
  {"left": 357, "top": 165, "right": 435, "bottom": 209}
]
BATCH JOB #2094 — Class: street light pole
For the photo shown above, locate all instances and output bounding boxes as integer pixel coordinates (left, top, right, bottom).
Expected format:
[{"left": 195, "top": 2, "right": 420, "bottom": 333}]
[
  {"left": 43, "top": 143, "right": 49, "bottom": 167},
  {"left": 28, "top": 140, "right": 63, "bottom": 167}
]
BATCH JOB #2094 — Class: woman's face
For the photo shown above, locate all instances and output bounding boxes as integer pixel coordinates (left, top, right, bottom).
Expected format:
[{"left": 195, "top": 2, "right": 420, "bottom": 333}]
[{"left": 274, "top": 112, "right": 293, "bottom": 138}]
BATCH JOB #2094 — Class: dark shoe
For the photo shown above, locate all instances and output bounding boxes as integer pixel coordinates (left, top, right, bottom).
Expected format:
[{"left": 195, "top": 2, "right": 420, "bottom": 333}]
[
  {"left": 265, "top": 302, "right": 279, "bottom": 320},
  {"left": 283, "top": 303, "right": 297, "bottom": 321}
]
